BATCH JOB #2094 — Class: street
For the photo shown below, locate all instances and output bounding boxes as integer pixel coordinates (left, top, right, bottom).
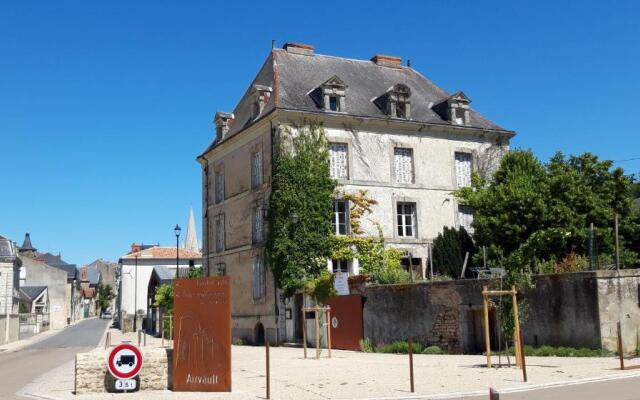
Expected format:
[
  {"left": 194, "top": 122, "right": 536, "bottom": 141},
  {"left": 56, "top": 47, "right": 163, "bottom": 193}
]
[{"left": 0, "top": 318, "right": 108, "bottom": 400}]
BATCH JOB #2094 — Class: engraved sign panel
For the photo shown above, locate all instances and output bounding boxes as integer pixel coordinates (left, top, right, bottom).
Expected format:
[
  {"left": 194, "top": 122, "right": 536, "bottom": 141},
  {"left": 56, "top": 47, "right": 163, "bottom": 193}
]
[{"left": 173, "top": 276, "right": 231, "bottom": 392}]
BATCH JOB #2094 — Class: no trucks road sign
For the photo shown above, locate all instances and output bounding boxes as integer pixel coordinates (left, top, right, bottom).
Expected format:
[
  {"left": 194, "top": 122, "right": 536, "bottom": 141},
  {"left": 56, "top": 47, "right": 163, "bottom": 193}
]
[{"left": 108, "top": 343, "right": 143, "bottom": 380}]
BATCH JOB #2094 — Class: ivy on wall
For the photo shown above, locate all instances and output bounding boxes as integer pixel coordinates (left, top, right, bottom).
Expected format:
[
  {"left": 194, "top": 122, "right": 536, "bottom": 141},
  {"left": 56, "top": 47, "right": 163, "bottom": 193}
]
[{"left": 265, "top": 122, "right": 337, "bottom": 297}]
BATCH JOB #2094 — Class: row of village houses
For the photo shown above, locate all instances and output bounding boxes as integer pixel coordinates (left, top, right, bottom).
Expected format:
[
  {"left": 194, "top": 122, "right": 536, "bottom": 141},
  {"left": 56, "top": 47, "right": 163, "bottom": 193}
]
[{"left": 0, "top": 233, "right": 117, "bottom": 344}]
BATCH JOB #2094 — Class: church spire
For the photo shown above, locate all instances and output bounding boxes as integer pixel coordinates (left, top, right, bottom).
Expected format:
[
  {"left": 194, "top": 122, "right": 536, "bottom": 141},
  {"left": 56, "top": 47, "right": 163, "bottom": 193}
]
[{"left": 184, "top": 207, "right": 199, "bottom": 252}]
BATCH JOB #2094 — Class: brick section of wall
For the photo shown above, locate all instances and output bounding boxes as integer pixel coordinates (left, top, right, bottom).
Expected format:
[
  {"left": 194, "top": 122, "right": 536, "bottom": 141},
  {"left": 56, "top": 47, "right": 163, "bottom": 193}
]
[
  {"left": 75, "top": 348, "right": 169, "bottom": 394},
  {"left": 427, "top": 309, "right": 460, "bottom": 352}
]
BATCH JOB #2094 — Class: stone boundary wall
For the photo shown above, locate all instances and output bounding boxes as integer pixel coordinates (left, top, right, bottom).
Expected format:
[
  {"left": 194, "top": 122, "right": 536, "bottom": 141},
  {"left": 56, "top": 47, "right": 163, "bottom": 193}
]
[
  {"left": 75, "top": 348, "right": 169, "bottom": 394},
  {"left": 362, "top": 270, "right": 640, "bottom": 353},
  {"left": 0, "top": 315, "right": 20, "bottom": 345}
]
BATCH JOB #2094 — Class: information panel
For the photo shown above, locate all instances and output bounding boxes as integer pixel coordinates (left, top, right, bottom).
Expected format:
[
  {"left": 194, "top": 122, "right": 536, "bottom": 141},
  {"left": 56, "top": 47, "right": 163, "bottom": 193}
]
[{"left": 173, "top": 276, "right": 231, "bottom": 392}]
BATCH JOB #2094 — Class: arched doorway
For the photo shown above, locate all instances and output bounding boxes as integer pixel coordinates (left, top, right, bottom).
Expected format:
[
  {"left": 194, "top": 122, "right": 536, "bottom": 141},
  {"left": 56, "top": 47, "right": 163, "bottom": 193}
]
[{"left": 254, "top": 322, "right": 265, "bottom": 345}]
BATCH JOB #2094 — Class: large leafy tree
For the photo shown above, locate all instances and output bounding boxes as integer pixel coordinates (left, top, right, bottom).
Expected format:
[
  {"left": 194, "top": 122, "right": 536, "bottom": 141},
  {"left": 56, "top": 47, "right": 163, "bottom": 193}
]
[
  {"left": 457, "top": 150, "right": 639, "bottom": 267},
  {"left": 97, "top": 284, "right": 115, "bottom": 312},
  {"left": 266, "top": 123, "right": 337, "bottom": 297}
]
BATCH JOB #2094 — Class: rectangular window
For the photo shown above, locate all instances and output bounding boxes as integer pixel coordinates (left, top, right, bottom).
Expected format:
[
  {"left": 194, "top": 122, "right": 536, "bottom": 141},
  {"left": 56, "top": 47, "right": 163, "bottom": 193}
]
[
  {"left": 455, "top": 152, "right": 472, "bottom": 188},
  {"left": 252, "top": 206, "right": 264, "bottom": 242},
  {"left": 215, "top": 215, "right": 224, "bottom": 252},
  {"left": 397, "top": 202, "right": 416, "bottom": 237},
  {"left": 252, "top": 257, "right": 266, "bottom": 301},
  {"left": 328, "top": 143, "right": 348, "bottom": 180},
  {"left": 215, "top": 170, "right": 225, "bottom": 203},
  {"left": 333, "top": 200, "right": 348, "bottom": 235},
  {"left": 394, "top": 148, "right": 414, "bottom": 184},
  {"left": 329, "top": 96, "right": 339, "bottom": 111},
  {"left": 458, "top": 205, "right": 474, "bottom": 234},
  {"left": 332, "top": 259, "right": 349, "bottom": 274},
  {"left": 396, "top": 101, "right": 407, "bottom": 119},
  {"left": 216, "top": 263, "right": 226, "bottom": 276},
  {"left": 251, "top": 151, "right": 263, "bottom": 188}
]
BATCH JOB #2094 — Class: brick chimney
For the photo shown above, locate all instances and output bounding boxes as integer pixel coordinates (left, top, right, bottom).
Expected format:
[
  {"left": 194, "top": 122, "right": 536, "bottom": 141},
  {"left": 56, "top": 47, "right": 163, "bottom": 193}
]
[
  {"left": 283, "top": 42, "right": 314, "bottom": 56},
  {"left": 371, "top": 54, "right": 402, "bottom": 68}
]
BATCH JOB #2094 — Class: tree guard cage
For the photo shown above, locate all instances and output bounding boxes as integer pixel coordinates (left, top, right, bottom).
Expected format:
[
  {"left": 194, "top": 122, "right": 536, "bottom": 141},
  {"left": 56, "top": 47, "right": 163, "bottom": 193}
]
[
  {"left": 302, "top": 306, "right": 332, "bottom": 359},
  {"left": 482, "top": 285, "right": 523, "bottom": 368}
]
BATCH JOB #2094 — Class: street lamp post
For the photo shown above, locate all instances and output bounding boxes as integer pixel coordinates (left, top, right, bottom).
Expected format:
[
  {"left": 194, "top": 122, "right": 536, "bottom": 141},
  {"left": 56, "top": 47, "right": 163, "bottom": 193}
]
[
  {"left": 133, "top": 254, "right": 138, "bottom": 332},
  {"left": 175, "top": 224, "right": 181, "bottom": 279}
]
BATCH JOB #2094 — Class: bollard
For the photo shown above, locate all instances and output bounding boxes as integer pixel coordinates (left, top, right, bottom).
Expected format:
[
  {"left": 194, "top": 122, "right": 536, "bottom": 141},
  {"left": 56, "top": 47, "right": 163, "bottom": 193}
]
[
  {"left": 618, "top": 321, "right": 625, "bottom": 370},
  {"left": 266, "top": 339, "right": 271, "bottom": 399},
  {"left": 137, "top": 330, "right": 141, "bottom": 347},
  {"left": 408, "top": 338, "right": 415, "bottom": 393},
  {"left": 489, "top": 387, "right": 499, "bottom": 400}
]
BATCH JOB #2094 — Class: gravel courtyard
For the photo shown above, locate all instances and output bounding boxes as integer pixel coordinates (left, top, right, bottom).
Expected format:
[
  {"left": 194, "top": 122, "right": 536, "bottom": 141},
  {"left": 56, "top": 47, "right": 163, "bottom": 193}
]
[{"left": 24, "top": 343, "right": 640, "bottom": 400}]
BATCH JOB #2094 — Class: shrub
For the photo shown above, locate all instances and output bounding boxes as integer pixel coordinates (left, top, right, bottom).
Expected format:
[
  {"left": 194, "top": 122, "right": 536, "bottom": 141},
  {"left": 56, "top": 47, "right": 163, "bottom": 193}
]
[
  {"left": 422, "top": 345, "right": 443, "bottom": 355},
  {"left": 376, "top": 341, "right": 424, "bottom": 354},
  {"left": 359, "top": 338, "right": 375, "bottom": 353},
  {"left": 533, "top": 345, "right": 556, "bottom": 356}
]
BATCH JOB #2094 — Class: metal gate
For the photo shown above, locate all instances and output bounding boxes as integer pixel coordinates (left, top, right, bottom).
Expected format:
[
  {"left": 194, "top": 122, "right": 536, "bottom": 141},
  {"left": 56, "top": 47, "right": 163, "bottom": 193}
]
[{"left": 325, "top": 294, "right": 364, "bottom": 351}]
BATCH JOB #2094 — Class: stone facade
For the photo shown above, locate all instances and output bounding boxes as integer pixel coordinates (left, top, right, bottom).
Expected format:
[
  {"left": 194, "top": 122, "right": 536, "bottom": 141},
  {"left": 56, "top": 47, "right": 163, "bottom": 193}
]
[
  {"left": 198, "top": 43, "right": 514, "bottom": 345},
  {"left": 75, "top": 348, "right": 169, "bottom": 394}
]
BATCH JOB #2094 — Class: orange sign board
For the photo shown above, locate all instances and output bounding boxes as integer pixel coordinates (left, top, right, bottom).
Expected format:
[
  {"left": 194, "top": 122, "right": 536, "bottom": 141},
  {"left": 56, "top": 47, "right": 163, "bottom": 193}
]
[{"left": 173, "top": 276, "right": 231, "bottom": 392}]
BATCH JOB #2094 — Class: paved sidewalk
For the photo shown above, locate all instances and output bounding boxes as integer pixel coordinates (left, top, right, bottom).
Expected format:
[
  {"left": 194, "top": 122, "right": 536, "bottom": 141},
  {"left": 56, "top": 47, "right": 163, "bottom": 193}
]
[
  {"left": 25, "top": 343, "right": 640, "bottom": 400},
  {"left": 0, "top": 317, "right": 101, "bottom": 354}
]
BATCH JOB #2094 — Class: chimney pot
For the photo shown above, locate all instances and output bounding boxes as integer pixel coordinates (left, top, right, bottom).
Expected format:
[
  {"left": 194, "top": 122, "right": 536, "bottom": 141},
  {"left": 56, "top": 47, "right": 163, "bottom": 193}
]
[
  {"left": 371, "top": 54, "right": 402, "bottom": 68},
  {"left": 283, "top": 42, "right": 314, "bottom": 55}
]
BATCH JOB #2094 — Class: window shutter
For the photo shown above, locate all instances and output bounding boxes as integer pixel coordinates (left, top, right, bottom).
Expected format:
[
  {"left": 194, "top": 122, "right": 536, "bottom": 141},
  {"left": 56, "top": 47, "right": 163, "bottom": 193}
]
[
  {"left": 329, "top": 143, "right": 348, "bottom": 179},
  {"left": 394, "top": 148, "right": 413, "bottom": 183},
  {"left": 455, "top": 153, "right": 472, "bottom": 188}
]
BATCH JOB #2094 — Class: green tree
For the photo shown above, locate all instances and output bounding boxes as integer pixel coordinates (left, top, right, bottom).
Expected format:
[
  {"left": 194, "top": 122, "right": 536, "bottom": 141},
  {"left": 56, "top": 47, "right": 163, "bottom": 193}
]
[
  {"left": 456, "top": 150, "right": 639, "bottom": 268},
  {"left": 266, "top": 122, "right": 337, "bottom": 297},
  {"left": 432, "top": 227, "right": 476, "bottom": 278},
  {"left": 96, "top": 284, "right": 115, "bottom": 312},
  {"left": 154, "top": 284, "right": 174, "bottom": 313}
]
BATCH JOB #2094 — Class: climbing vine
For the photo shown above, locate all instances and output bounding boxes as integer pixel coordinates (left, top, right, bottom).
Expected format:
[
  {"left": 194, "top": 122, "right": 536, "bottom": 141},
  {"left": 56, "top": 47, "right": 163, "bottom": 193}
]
[{"left": 265, "top": 122, "right": 337, "bottom": 297}]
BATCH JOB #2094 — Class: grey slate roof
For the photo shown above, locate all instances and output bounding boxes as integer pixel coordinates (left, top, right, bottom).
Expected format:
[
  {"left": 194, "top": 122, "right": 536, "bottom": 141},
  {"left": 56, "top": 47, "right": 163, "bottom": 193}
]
[
  {"left": 20, "top": 286, "right": 47, "bottom": 301},
  {"left": 80, "top": 266, "right": 101, "bottom": 285},
  {"left": 38, "top": 252, "right": 77, "bottom": 280},
  {"left": 151, "top": 265, "right": 190, "bottom": 285},
  {"left": 202, "top": 47, "right": 511, "bottom": 154}
]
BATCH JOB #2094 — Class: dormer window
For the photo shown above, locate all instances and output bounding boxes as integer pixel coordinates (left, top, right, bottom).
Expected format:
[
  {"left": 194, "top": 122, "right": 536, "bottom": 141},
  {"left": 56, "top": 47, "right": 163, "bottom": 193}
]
[
  {"left": 329, "top": 95, "right": 339, "bottom": 111},
  {"left": 214, "top": 112, "right": 234, "bottom": 142},
  {"left": 251, "top": 84, "right": 272, "bottom": 119},
  {"left": 310, "top": 76, "right": 347, "bottom": 113},
  {"left": 374, "top": 84, "right": 412, "bottom": 119},
  {"left": 433, "top": 91, "right": 471, "bottom": 126}
]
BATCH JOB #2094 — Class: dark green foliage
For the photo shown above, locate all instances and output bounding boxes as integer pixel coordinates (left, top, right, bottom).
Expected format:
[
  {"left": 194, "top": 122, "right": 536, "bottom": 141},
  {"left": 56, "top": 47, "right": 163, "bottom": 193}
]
[
  {"left": 457, "top": 150, "right": 640, "bottom": 268},
  {"left": 186, "top": 266, "right": 203, "bottom": 278},
  {"left": 97, "top": 284, "right": 115, "bottom": 312},
  {"left": 432, "top": 227, "right": 476, "bottom": 278},
  {"left": 501, "top": 345, "right": 612, "bottom": 357},
  {"left": 266, "top": 122, "right": 337, "bottom": 297},
  {"left": 376, "top": 341, "right": 424, "bottom": 354}
]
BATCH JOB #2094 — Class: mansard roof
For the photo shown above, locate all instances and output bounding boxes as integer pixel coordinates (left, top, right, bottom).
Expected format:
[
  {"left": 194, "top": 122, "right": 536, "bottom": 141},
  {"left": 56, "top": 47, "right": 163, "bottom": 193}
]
[{"left": 201, "top": 46, "right": 512, "bottom": 154}]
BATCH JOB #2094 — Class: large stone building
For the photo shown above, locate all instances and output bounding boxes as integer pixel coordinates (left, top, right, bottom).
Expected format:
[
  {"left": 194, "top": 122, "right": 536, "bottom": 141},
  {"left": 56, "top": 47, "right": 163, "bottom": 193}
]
[{"left": 197, "top": 43, "right": 514, "bottom": 344}]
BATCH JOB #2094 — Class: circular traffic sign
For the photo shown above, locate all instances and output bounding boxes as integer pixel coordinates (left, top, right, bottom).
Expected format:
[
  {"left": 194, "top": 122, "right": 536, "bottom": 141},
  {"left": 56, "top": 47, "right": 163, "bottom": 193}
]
[{"left": 108, "top": 343, "right": 143, "bottom": 379}]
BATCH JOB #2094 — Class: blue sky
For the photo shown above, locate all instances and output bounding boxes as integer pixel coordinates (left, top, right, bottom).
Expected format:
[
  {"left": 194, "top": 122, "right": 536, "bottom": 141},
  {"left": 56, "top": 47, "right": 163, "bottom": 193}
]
[{"left": 1, "top": 1, "right": 638, "bottom": 266}]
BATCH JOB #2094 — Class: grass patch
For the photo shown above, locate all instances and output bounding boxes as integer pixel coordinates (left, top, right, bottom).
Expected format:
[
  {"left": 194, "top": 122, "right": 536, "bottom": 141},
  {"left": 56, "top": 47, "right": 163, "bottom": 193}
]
[{"left": 498, "top": 345, "right": 613, "bottom": 357}]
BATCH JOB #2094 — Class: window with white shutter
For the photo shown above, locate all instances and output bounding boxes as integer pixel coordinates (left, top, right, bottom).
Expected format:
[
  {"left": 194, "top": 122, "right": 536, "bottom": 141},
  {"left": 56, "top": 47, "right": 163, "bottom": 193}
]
[
  {"left": 215, "top": 170, "right": 225, "bottom": 203},
  {"left": 455, "top": 152, "right": 472, "bottom": 188},
  {"left": 328, "top": 143, "right": 348, "bottom": 179},
  {"left": 397, "top": 202, "right": 416, "bottom": 237},
  {"left": 252, "top": 257, "right": 265, "bottom": 301},
  {"left": 394, "top": 148, "right": 414, "bottom": 184},
  {"left": 251, "top": 151, "right": 263, "bottom": 188},
  {"left": 458, "top": 205, "right": 474, "bottom": 234},
  {"left": 252, "top": 206, "right": 264, "bottom": 242}
]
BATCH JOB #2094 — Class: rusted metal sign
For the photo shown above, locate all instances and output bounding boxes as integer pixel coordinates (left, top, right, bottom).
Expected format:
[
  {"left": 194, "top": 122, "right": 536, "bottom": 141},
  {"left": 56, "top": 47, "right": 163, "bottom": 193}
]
[
  {"left": 325, "top": 294, "right": 364, "bottom": 351},
  {"left": 173, "top": 276, "right": 231, "bottom": 392}
]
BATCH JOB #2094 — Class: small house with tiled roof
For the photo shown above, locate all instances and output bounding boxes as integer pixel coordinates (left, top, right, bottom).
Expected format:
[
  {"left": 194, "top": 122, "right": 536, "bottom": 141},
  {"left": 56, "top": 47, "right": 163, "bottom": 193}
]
[
  {"left": 197, "top": 43, "right": 515, "bottom": 345},
  {"left": 117, "top": 243, "right": 202, "bottom": 327}
]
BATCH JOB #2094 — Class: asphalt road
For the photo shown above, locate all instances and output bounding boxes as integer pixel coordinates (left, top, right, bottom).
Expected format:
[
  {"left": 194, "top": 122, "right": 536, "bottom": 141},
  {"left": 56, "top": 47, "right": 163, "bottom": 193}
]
[{"left": 0, "top": 318, "right": 109, "bottom": 399}]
